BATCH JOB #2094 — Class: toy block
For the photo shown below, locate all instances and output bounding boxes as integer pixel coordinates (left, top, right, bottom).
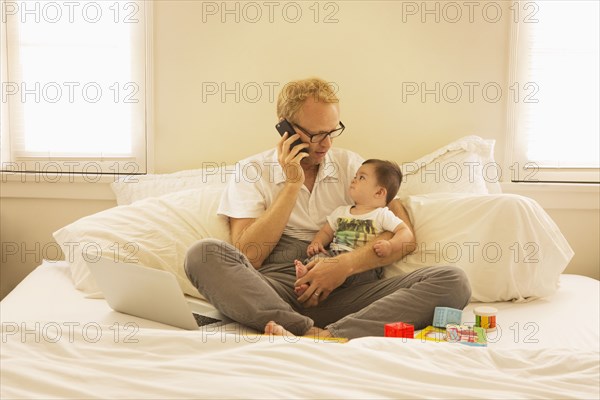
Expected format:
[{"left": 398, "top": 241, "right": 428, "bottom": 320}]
[
  {"left": 474, "top": 306, "right": 498, "bottom": 331},
  {"left": 446, "top": 324, "right": 487, "bottom": 347},
  {"left": 432, "top": 307, "right": 463, "bottom": 328},
  {"left": 414, "top": 326, "right": 446, "bottom": 342},
  {"left": 384, "top": 322, "right": 414, "bottom": 339}
]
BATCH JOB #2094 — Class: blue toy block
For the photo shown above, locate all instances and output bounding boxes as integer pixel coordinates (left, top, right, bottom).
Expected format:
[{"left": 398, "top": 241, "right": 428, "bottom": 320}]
[{"left": 432, "top": 307, "right": 463, "bottom": 328}]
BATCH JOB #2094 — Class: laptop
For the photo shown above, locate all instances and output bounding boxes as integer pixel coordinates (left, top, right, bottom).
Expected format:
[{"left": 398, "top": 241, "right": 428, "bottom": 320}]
[{"left": 87, "top": 258, "right": 232, "bottom": 330}]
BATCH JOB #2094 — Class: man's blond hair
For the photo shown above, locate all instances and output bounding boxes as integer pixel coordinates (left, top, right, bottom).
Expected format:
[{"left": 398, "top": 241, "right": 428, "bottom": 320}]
[{"left": 276, "top": 78, "right": 339, "bottom": 122}]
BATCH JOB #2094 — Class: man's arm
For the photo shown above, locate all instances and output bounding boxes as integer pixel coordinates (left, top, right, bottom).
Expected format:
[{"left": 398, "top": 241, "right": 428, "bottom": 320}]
[
  {"left": 229, "top": 183, "right": 301, "bottom": 269},
  {"left": 389, "top": 199, "right": 415, "bottom": 237},
  {"left": 229, "top": 133, "right": 307, "bottom": 269}
]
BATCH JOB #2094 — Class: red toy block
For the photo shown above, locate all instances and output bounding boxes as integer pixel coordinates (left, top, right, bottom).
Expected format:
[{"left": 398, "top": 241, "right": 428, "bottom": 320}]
[{"left": 384, "top": 322, "right": 414, "bottom": 339}]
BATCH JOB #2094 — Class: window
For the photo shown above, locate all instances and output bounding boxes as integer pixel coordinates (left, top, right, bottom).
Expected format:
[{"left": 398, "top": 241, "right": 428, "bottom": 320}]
[
  {"left": 508, "top": 0, "right": 599, "bottom": 183},
  {"left": 1, "top": 0, "right": 150, "bottom": 176}
]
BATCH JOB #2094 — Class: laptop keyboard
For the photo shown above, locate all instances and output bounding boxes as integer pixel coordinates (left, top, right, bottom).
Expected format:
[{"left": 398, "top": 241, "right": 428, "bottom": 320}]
[{"left": 192, "top": 313, "right": 222, "bottom": 327}]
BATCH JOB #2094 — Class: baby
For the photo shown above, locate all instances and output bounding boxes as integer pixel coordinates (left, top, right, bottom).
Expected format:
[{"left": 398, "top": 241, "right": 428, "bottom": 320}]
[{"left": 295, "top": 159, "right": 405, "bottom": 295}]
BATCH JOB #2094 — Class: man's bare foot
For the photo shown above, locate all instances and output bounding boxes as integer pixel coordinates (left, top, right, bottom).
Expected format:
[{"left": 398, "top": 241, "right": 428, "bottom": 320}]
[
  {"left": 264, "top": 321, "right": 334, "bottom": 340},
  {"left": 304, "top": 326, "right": 332, "bottom": 339},
  {"left": 264, "top": 321, "right": 294, "bottom": 336}
]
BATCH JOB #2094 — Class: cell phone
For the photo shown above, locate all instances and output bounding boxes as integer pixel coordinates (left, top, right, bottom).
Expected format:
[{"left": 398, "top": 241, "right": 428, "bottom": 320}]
[{"left": 276, "top": 119, "right": 308, "bottom": 153}]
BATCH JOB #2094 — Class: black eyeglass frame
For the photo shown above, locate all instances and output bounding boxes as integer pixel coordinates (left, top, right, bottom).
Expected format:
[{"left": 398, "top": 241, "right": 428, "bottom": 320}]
[{"left": 292, "top": 121, "right": 345, "bottom": 143}]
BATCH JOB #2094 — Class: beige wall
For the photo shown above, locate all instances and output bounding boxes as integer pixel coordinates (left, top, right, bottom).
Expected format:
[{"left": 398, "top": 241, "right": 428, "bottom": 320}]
[
  {"left": 1, "top": 1, "right": 598, "bottom": 299},
  {"left": 0, "top": 197, "right": 115, "bottom": 298},
  {"left": 154, "top": 0, "right": 510, "bottom": 171}
]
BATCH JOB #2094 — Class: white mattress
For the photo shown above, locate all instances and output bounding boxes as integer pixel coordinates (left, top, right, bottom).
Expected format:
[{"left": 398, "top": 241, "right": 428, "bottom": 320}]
[{"left": 1, "top": 261, "right": 599, "bottom": 399}]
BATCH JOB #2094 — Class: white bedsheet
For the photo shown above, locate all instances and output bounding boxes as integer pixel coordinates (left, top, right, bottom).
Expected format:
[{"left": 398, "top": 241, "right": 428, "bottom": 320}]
[{"left": 1, "top": 261, "right": 599, "bottom": 399}]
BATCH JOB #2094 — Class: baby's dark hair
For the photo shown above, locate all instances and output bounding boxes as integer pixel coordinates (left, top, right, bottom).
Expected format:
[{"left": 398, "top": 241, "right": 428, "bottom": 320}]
[{"left": 362, "top": 159, "right": 403, "bottom": 204}]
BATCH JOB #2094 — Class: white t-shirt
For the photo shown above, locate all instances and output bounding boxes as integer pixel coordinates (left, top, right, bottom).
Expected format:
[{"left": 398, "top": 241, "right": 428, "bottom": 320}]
[
  {"left": 217, "top": 147, "right": 365, "bottom": 241},
  {"left": 327, "top": 206, "right": 404, "bottom": 253}
]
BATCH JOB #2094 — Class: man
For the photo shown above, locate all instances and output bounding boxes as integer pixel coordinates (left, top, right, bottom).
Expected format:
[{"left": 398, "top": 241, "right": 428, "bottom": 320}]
[{"left": 185, "top": 77, "right": 471, "bottom": 339}]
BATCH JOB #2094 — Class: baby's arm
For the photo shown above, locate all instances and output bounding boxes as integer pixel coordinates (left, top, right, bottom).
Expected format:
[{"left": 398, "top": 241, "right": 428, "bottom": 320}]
[
  {"left": 373, "top": 224, "right": 409, "bottom": 258},
  {"left": 307, "top": 222, "right": 335, "bottom": 257}
]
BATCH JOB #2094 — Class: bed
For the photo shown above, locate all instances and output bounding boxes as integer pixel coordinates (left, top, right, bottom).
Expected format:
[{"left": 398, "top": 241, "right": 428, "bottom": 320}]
[
  {"left": 2, "top": 136, "right": 598, "bottom": 398},
  {"left": 1, "top": 261, "right": 598, "bottom": 399}
]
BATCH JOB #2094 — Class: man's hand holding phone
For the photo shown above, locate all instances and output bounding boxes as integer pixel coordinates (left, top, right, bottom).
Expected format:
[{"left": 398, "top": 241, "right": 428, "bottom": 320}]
[
  {"left": 276, "top": 119, "right": 309, "bottom": 154},
  {"left": 276, "top": 119, "right": 308, "bottom": 186}
]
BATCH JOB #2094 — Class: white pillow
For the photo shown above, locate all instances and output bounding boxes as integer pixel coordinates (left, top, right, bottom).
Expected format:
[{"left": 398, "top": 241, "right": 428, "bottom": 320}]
[
  {"left": 110, "top": 165, "right": 231, "bottom": 205},
  {"left": 387, "top": 193, "right": 574, "bottom": 302},
  {"left": 398, "top": 135, "right": 501, "bottom": 199},
  {"left": 53, "top": 186, "right": 230, "bottom": 299}
]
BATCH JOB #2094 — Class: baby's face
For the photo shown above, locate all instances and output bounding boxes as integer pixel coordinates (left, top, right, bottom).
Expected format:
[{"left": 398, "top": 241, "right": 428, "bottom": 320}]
[{"left": 349, "top": 164, "right": 384, "bottom": 207}]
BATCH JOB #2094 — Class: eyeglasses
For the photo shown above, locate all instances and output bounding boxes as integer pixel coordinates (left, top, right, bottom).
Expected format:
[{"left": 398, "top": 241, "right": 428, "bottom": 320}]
[{"left": 292, "top": 121, "right": 345, "bottom": 143}]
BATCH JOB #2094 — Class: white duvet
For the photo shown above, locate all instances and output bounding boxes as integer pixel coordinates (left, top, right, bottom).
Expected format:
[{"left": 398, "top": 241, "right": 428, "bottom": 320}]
[
  {"left": 2, "top": 325, "right": 598, "bottom": 399},
  {"left": 1, "top": 264, "right": 598, "bottom": 399}
]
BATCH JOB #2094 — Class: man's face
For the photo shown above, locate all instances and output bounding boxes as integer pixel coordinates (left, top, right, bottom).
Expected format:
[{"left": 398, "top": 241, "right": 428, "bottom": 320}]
[{"left": 293, "top": 97, "right": 341, "bottom": 165}]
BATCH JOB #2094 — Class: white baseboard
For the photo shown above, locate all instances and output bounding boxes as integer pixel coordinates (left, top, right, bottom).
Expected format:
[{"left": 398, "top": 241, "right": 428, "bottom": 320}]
[
  {"left": 0, "top": 173, "right": 116, "bottom": 200},
  {"left": 501, "top": 182, "right": 599, "bottom": 210}
]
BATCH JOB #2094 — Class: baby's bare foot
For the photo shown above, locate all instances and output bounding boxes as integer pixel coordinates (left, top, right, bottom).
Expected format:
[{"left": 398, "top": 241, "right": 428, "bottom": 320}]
[
  {"left": 294, "top": 259, "right": 307, "bottom": 278},
  {"left": 294, "top": 260, "right": 309, "bottom": 296}
]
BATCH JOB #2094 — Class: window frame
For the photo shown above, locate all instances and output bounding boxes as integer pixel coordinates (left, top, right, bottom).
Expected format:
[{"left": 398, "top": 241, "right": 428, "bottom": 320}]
[
  {"left": 505, "top": 0, "right": 599, "bottom": 184},
  {"left": 0, "top": 0, "right": 154, "bottom": 178}
]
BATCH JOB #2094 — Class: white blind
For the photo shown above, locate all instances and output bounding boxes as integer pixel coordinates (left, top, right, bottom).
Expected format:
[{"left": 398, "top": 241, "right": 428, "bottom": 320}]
[
  {"left": 1, "top": 0, "right": 148, "bottom": 173},
  {"left": 511, "top": 0, "right": 599, "bottom": 182}
]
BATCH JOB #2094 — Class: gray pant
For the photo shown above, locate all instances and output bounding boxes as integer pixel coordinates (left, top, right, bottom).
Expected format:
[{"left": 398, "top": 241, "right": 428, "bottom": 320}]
[{"left": 185, "top": 235, "right": 471, "bottom": 339}]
